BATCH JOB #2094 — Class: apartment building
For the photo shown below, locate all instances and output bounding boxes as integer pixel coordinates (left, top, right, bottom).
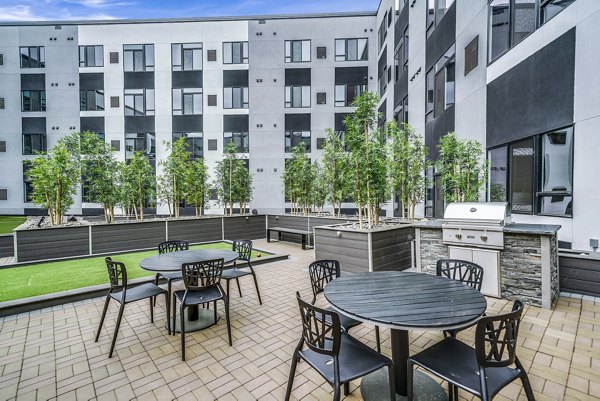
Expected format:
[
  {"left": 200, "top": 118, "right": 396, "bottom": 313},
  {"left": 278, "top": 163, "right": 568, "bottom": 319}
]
[{"left": 0, "top": 0, "right": 599, "bottom": 250}]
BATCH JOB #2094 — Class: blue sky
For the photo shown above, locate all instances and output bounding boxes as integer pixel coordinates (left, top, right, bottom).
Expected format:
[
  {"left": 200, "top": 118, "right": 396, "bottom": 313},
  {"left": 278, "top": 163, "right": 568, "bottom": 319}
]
[{"left": 0, "top": 0, "right": 381, "bottom": 22}]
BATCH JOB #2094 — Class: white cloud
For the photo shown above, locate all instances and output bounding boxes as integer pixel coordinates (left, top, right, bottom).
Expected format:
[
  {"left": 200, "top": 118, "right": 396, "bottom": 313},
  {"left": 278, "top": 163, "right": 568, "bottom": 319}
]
[
  {"left": 63, "top": 0, "right": 135, "bottom": 8},
  {"left": 0, "top": 5, "right": 47, "bottom": 21}
]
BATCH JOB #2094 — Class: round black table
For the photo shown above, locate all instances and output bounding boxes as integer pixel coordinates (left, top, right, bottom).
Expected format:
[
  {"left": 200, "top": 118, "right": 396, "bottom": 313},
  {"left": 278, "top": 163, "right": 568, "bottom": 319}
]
[
  {"left": 324, "top": 271, "right": 487, "bottom": 401},
  {"left": 140, "top": 249, "right": 239, "bottom": 333}
]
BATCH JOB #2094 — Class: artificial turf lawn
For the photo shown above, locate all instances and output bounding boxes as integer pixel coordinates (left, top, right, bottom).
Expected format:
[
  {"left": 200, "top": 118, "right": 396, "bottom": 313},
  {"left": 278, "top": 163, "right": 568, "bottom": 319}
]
[
  {"left": 0, "top": 216, "right": 26, "bottom": 235},
  {"left": 0, "top": 242, "right": 270, "bottom": 302}
]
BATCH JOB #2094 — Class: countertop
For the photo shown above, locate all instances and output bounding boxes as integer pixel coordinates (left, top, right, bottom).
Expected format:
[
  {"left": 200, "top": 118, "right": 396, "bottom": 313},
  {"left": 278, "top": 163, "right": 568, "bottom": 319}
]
[{"left": 414, "top": 220, "right": 561, "bottom": 235}]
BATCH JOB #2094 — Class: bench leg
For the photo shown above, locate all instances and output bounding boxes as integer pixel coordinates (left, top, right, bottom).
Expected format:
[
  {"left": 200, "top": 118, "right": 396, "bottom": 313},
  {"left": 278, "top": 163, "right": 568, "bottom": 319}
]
[
  {"left": 302, "top": 234, "right": 306, "bottom": 250},
  {"left": 267, "top": 230, "right": 271, "bottom": 243}
]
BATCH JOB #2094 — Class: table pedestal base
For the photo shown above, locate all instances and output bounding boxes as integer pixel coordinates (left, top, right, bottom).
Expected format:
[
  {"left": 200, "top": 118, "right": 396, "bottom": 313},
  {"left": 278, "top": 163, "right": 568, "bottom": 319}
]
[
  {"left": 361, "top": 368, "right": 448, "bottom": 401},
  {"left": 166, "top": 308, "right": 221, "bottom": 333}
]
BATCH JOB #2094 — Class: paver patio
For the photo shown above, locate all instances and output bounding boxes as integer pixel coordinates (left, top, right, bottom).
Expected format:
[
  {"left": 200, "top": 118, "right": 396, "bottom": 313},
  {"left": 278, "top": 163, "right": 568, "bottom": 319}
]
[{"left": 0, "top": 239, "right": 598, "bottom": 401}]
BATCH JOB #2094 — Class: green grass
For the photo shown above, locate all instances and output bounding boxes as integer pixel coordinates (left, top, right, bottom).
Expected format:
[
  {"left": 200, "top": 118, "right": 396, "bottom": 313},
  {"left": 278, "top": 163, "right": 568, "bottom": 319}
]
[
  {"left": 0, "top": 242, "right": 271, "bottom": 302},
  {"left": 0, "top": 216, "right": 26, "bottom": 234}
]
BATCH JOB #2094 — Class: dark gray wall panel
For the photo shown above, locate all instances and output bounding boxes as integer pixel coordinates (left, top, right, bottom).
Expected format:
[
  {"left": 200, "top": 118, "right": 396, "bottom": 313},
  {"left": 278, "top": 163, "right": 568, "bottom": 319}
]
[
  {"left": 20, "top": 74, "right": 45, "bottom": 90},
  {"left": 285, "top": 113, "right": 311, "bottom": 131},
  {"left": 125, "top": 116, "right": 155, "bottom": 132},
  {"left": 372, "top": 227, "right": 414, "bottom": 272},
  {"left": 285, "top": 68, "right": 311, "bottom": 86},
  {"left": 223, "top": 215, "right": 265, "bottom": 240},
  {"left": 0, "top": 235, "right": 13, "bottom": 258},
  {"left": 92, "top": 221, "right": 165, "bottom": 253},
  {"left": 395, "top": 4, "right": 409, "bottom": 46},
  {"left": 559, "top": 254, "right": 600, "bottom": 296},
  {"left": 486, "top": 29, "right": 575, "bottom": 148},
  {"left": 223, "top": 70, "right": 249, "bottom": 87},
  {"left": 80, "top": 117, "right": 105, "bottom": 133},
  {"left": 315, "top": 228, "right": 369, "bottom": 274},
  {"left": 124, "top": 72, "right": 155, "bottom": 89},
  {"left": 172, "top": 70, "right": 203, "bottom": 88},
  {"left": 425, "top": 104, "right": 455, "bottom": 161},
  {"left": 79, "top": 73, "right": 104, "bottom": 90},
  {"left": 378, "top": 47, "right": 387, "bottom": 77},
  {"left": 425, "top": 2, "right": 456, "bottom": 71},
  {"left": 167, "top": 218, "right": 223, "bottom": 243},
  {"left": 22, "top": 117, "right": 46, "bottom": 134},
  {"left": 335, "top": 67, "right": 369, "bottom": 85},
  {"left": 223, "top": 114, "right": 249, "bottom": 132},
  {"left": 173, "top": 115, "right": 203, "bottom": 132},
  {"left": 16, "top": 227, "right": 89, "bottom": 262}
]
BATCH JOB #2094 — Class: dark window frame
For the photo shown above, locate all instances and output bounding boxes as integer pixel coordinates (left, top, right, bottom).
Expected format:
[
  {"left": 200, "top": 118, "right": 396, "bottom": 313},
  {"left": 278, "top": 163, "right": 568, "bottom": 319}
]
[
  {"left": 80, "top": 89, "right": 105, "bottom": 111},
  {"left": 125, "top": 132, "right": 155, "bottom": 160},
  {"left": 172, "top": 88, "right": 203, "bottom": 115},
  {"left": 22, "top": 133, "right": 46, "bottom": 155},
  {"left": 20, "top": 46, "right": 45, "bottom": 69},
  {"left": 123, "top": 44, "right": 154, "bottom": 72},
  {"left": 488, "top": 0, "right": 537, "bottom": 64},
  {"left": 285, "top": 40, "right": 311, "bottom": 63},
  {"left": 334, "top": 84, "right": 367, "bottom": 107},
  {"left": 334, "top": 38, "right": 369, "bottom": 62},
  {"left": 171, "top": 43, "right": 203, "bottom": 71},
  {"left": 285, "top": 131, "right": 311, "bottom": 153},
  {"left": 124, "top": 89, "right": 155, "bottom": 116},
  {"left": 223, "top": 42, "right": 249, "bottom": 64},
  {"left": 223, "top": 86, "right": 249, "bottom": 109},
  {"left": 284, "top": 85, "right": 311, "bottom": 108},
  {"left": 173, "top": 132, "right": 204, "bottom": 159},
  {"left": 427, "top": 0, "right": 456, "bottom": 38},
  {"left": 223, "top": 131, "right": 249, "bottom": 153},
  {"left": 79, "top": 45, "right": 104, "bottom": 67},
  {"left": 21, "top": 90, "right": 46, "bottom": 112}
]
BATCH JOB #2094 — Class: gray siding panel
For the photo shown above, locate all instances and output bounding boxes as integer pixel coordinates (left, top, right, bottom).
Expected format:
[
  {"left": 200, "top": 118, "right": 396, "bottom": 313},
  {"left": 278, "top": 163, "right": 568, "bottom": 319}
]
[
  {"left": 0, "top": 235, "right": 14, "bottom": 258},
  {"left": 559, "top": 254, "right": 600, "bottom": 296},
  {"left": 167, "top": 218, "right": 223, "bottom": 243},
  {"left": 315, "top": 228, "right": 369, "bottom": 274},
  {"left": 372, "top": 226, "right": 414, "bottom": 272},
  {"left": 16, "top": 227, "right": 89, "bottom": 262},
  {"left": 223, "top": 215, "right": 265, "bottom": 240},
  {"left": 92, "top": 222, "right": 165, "bottom": 253}
]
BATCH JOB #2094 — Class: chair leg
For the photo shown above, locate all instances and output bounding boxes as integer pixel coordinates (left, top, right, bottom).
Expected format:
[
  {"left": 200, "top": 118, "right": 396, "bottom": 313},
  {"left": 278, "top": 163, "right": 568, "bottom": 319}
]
[
  {"left": 180, "top": 303, "right": 186, "bottom": 361},
  {"left": 165, "top": 292, "right": 171, "bottom": 336},
  {"left": 153, "top": 273, "right": 160, "bottom": 307},
  {"left": 251, "top": 271, "right": 262, "bottom": 305},
  {"left": 388, "top": 363, "right": 396, "bottom": 400},
  {"left": 520, "top": 371, "right": 535, "bottom": 400},
  {"left": 226, "top": 278, "right": 231, "bottom": 297},
  {"left": 407, "top": 360, "right": 414, "bottom": 401},
  {"left": 149, "top": 297, "right": 154, "bottom": 323},
  {"left": 479, "top": 368, "right": 490, "bottom": 401},
  {"left": 375, "top": 326, "right": 381, "bottom": 353},
  {"left": 343, "top": 382, "right": 350, "bottom": 396},
  {"left": 453, "top": 383, "right": 459, "bottom": 401},
  {"left": 172, "top": 294, "right": 177, "bottom": 336},
  {"left": 108, "top": 303, "right": 125, "bottom": 358},
  {"left": 95, "top": 294, "right": 111, "bottom": 343},
  {"left": 447, "top": 383, "right": 455, "bottom": 401},
  {"left": 333, "top": 385, "right": 341, "bottom": 401},
  {"left": 235, "top": 277, "right": 242, "bottom": 297},
  {"left": 213, "top": 301, "right": 217, "bottom": 324},
  {"left": 284, "top": 345, "right": 301, "bottom": 401},
  {"left": 224, "top": 297, "right": 232, "bottom": 346}
]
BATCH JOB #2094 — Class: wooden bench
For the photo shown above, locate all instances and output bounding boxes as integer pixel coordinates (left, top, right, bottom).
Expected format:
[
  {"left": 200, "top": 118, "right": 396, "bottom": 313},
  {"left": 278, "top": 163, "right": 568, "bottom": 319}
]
[{"left": 267, "top": 227, "right": 313, "bottom": 250}]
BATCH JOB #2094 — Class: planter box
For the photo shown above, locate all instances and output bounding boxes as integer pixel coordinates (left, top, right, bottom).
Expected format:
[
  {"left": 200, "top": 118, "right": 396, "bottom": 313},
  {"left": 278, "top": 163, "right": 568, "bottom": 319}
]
[
  {"left": 224, "top": 215, "right": 266, "bottom": 240},
  {"left": 0, "top": 234, "right": 14, "bottom": 258},
  {"left": 92, "top": 221, "right": 166, "bottom": 254},
  {"left": 267, "top": 215, "right": 355, "bottom": 246},
  {"left": 314, "top": 223, "right": 415, "bottom": 274},
  {"left": 168, "top": 217, "right": 223, "bottom": 243},
  {"left": 15, "top": 226, "right": 89, "bottom": 262},
  {"left": 559, "top": 251, "right": 600, "bottom": 297}
]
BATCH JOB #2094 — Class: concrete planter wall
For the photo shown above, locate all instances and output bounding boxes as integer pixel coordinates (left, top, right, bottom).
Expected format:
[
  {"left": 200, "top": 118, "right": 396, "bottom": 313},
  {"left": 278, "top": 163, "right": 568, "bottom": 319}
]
[
  {"left": 559, "top": 251, "right": 600, "bottom": 297},
  {"left": 314, "top": 224, "right": 415, "bottom": 274}
]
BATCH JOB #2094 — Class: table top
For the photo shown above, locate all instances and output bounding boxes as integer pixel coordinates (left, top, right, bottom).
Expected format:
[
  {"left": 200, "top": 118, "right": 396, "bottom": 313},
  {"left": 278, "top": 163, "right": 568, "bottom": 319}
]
[
  {"left": 139, "top": 249, "right": 239, "bottom": 272},
  {"left": 324, "top": 271, "right": 487, "bottom": 331}
]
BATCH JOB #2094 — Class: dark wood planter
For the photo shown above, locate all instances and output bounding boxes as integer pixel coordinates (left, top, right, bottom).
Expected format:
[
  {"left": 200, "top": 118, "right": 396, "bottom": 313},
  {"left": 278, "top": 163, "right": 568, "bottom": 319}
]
[
  {"left": 314, "top": 223, "right": 415, "bottom": 274},
  {"left": 0, "top": 234, "right": 14, "bottom": 258},
  {"left": 266, "top": 215, "right": 356, "bottom": 246},
  {"left": 559, "top": 250, "right": 600, "bottom": 297}
]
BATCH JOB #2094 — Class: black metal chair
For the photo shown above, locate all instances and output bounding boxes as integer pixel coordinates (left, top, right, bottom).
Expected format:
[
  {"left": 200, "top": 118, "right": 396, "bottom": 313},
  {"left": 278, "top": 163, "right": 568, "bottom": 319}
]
[
  {"left": 172, "top": 258, "right": 232, "bottom": 361},
  {"left": 221, "top": 240, "right": 262, "bottom": 305},
  {"left": 153, "top": 240, "right": 189, "bottom": 306},
  {"left": 285, "top": 292, "right": 395, "bottom": 401},
  {"left": 95, "top": 257, "right": 169, "bottom": 358},
  {"left": 308, "top": 260, "right": 381, "bottom": 353},
  {"left": 407, "top": 300, "right": 535, "bottom": 401}
]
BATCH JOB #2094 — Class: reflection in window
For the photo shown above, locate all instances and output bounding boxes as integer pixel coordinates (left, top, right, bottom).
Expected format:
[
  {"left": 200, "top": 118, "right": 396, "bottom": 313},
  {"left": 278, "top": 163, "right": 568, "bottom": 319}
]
[
  {"left": 125, "top": 133, "right": 155, "bottom": 160},
  {"left": 79, "top": 45, "right": 103, "bottom": 67},
  {"left": 511, "top": 0, "right": 536, "bottom": 45},
  {"left": 538, "top": 127, "right": 573, "bottom": 216},
  {"left": 488, "top": 0, "right": 535, "bottom": 62},
  {"left": 172, "top": 43, "right": 202, "bottom": 71},
  {"left": 124, "top": 89, "right": 154, "bottom": 116},
  {"left": 80, "top": 90, "right": 104, "bottom": 111},
  {"left": 172, "top": 88, "right": 202, "bottom": 115},
  {"left": 334, "top": 84, "right": 366, "bottom": 107},
  {"left": 285, "top": 86, "right": 310, "bottom": 108},
  {"left": 510, "top": 138, "right": 534, "bottom": 214},
  {"left": 223, "top": 87, "right": 249, "bottom": 109},
  {"left": 488, "top": 146, "right": 508, "bottom": 202},
  {"left": 224, "top": 132, "right": 249, "bottom": 153},
  {"left": 541, "top": 0, "right": 575, "bottom": 24},
  {"left": 335, "top": 39, "right": 368, "bottom": 61},
  {"left": 223, "top": 42, "right": 248, "bottom": 64},
  {"left": 22, "top": 133, "right": 46, "bottom": 155},
  {"left": 285, "top": 131, "right": 311, "bottom": 152},
  {"left": 285, "top": 40, "right": 310, "bottom": 63},
  {"left": 20, "top": 46, "right": 45, "bottom": 68},
  {"left": 123, "top": 44, "right": 154, "bottom": 72},
  {"left": 173, "top": 132, "right": 203, "bottom": 158}
]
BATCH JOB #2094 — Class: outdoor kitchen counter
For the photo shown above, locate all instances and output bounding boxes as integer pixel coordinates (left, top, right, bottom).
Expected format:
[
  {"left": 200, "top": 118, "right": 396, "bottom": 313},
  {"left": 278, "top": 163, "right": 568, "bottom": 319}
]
[{"left": 415, "top": 219, "right": 560, "bottom": 309}]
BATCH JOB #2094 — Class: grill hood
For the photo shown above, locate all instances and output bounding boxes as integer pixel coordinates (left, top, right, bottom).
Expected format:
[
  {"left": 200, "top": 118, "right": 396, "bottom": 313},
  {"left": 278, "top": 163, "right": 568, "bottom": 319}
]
[{"left": 443, "top": 202, "right": 512, "bottom": 226}]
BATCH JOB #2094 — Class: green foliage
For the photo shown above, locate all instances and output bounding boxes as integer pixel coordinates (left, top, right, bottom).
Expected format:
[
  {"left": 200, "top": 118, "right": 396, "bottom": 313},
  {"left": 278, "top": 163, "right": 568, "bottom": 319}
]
[
  {"left": 283, "top": 143, "right": 315, "bottom": 215},
  {"left": 27, "top": 133, "right": 81, "bottom": 225},
  {"left": 311, "top": 162, "right": 328, "bottom": 213},
  {"left": 158, "top": 137, "right": 191, "bottom": 218},
  {"left": 185, "top": 158, "right": 209, "bottom": 217},
  {"left": 120, "top": 151, "right": 155, "bottom": 221},
  {"left": 321, "top": 129, "right": 352, "bottom": 217},
  {"left": 214, "top": 142, "right": 253, "bottom": 215},
  {"left": 387, "top": 122, "right": 429, "bottom": 221},
  {"left": 437, "top": 132, "right": 488, "bottom": 204}
]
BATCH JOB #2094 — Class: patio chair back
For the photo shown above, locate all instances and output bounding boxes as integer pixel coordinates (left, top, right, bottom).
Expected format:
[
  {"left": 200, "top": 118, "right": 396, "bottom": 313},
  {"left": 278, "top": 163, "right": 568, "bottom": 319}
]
[
  {"left": 105, "top": 257, "right": 127, "bottom": 290},
  {"left": 475, "top": 300, "right": 524, "bottom": 368},
  {"left": 436, "top": 259, "right": 484, "bottom": 291},
  {"left": 233, "top": 240, "right": 252, "bottom": 262},
  {"left": 181, "top": 258, "right": 224, "bottom": 290},
  {"left": 158, "top": 240, "right": 189, "bottom": 254},
  {"left": 296, "top": 291, "right": 341, "bottom": 356},
  {"left": 308, "top": 260, "right": 340, "bottom": 304}
]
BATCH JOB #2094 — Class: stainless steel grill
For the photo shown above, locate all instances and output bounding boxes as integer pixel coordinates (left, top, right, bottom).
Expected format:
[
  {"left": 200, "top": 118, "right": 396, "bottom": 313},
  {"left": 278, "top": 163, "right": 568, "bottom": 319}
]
[{"left": 442, "top": 202, "right": 512, "bottom": 250}]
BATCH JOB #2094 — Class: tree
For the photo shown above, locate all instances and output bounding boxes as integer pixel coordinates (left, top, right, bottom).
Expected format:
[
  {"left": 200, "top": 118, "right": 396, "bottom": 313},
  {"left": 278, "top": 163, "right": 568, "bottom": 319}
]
[
  {"left": 27, "top": 133, "right": 81, "bottom": 225},
  {"left": 215, "top": 142, "right": 252, "bottom": 215},
  {"left": 233, "top": 158, "right": 252, "bottom": 214},
  {"left": 311, "top": 162, "right": 328, "bottom": 213},
  {"left": 283, "top": 143, "right": 313, "bottom": 215},
  {"left": 120, "top": 152, "right": 155, "bottom": 221},
  {"left": 80, "top": 132, "right": 120, "bottom": 223},
  {"left": 321, "top": 129, "right": 351, "bottom": 217},
  {"left": 437, "top": 132, "right": 488, "bottom": 204},
  {"left": 158, "top": 137, "right": 190, "bottom": 218},
  {"left": 344, "top": 91, "right": 385, "bottom": 228},
  {"left": 185, "top": 158, "right": 209, "bottom": 217}
]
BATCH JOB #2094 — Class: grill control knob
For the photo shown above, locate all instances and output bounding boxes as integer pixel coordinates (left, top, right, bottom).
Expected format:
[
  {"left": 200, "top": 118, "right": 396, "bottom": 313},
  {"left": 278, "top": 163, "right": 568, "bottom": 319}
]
[
  {"left": 481, "top": 235, "right": 488, "bottom": 242},
  {"left": 455, "top": 234, "right": 462, "bottom": 240}
]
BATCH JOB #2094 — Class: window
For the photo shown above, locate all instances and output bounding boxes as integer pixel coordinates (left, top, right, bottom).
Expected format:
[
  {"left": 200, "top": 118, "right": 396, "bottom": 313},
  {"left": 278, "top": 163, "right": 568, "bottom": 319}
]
[
  {"left": 335, "top": 84, "right": 366, "bottom": 107},
  {"left": 223, "top": 42, "right": 248, "bottom": 64},
  {"left": 427, "top": 0, "right": 456, "bottom": 37},
  {"left": 79, "top": 45, "right": 103, "bottom": 67},
  {"left": 316, "top": 92, "right": 326, "bottom": 105},
  {"left": 20, "top": 46, "right": 45, "bottom": 68},
  {"left": 541, "top": 0, "right": 575, "bottom": 24},
  {"left": 123, "top": 44, "right": 154, "bottom": 72},
  {"left": 0, "top": 98, "right": 4, "bottom": 109},
  {"left": 125, "top": 133, "right": 155, "bottom": 160},
  {"left": 172, "top": 43, "right": 202, "bottom": 71},
  {"left": 80, "top": 90, "right": 104, "bottom": 111},
  {"left": 378, "top": 16, "right": 388, "bottom": 50},
  {"left": 285, "top": 40, "right": 310, "bottom": 63},
  {"left": 317, "top": 47, "right": 327, "bottom": 59},
  {"left": 510, "top": 138, "right": 534, "bottom": 214},
  {"left": 379, "top": 63, "right": 388, "bottom": 96},
  {"left": 488, "top": 0, "right": 535, "bottom": 62},
  {"left": 394, "top": 28, "right": 409, "bottom": 81},
  {"left": 172, "top": 88, "right": 203, "bottom": 115},
  {"left": 396, "top": 96, "right": 409, "bottom": 124},
  {"left": 173, "top": 132, "right": 203, "bottom": 158},
  {"left": 124, "top": 89, "right": 154, "bottom": 116},
  {"left": 21, "top": 90, "right": 46, "bottom": 112},
  {"left": 425, "top": 69, "right": 434, "bottom": 121},
  {"left": 488, "top": 146, "right": 508, "bottom": 202},
  {"left": 23, "top": 161, "right": 33, "bottom": 202},
  {"left": 0, "top": 141, "right": 5, "bottom": 152},
  {"left": 223, "top": 87, "right": 249, "bottom": 109},
  {"left": 22, "top": 133, "right": 46, "bottom": 155},
  {"left": 224, "top": 132, "right": 249, "bottom": 153},
  {"left": 335, "top": 39, "right": 368, "bottom": 61},
  {"left": 537, "top": 127, "right": 573, "bottom": 216},
  {"left": 427, "top": 44, "right": 455, "bottom": 121},
  {"left": 285, "top": 131, "right": 311, "bottom": 152},
  {"left": 285, "top": 86, "right": 310, "bottom": 108}
]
